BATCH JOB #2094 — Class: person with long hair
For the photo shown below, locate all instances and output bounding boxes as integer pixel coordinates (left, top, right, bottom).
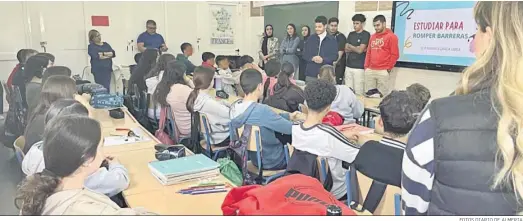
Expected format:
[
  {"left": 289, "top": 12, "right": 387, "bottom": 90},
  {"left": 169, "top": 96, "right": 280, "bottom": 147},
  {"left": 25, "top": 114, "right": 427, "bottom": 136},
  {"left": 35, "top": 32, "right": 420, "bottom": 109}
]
[
  {"left": 401, "top": 2, "right": 523, "bottom": 215},
  {"left": 153, "top": 60, "right": 192, "bottom": 138},
  {"left": 318, "top": 65, "right": 363, "bottom": 124},
  {"left": 12, "top": 54, "right": 50, "bottom": 107},
  {"left": 27, "top": 66, "right": 72, "bottom": 116},
  {"left": 16, "top": 115, "right": 150, "bottom": 215},
  {"left": 258, "top": 24, "right": 279, "bottom": 69},
  {"left": 264, "top": 62, "right": 305, "bottom": 113},
  {"left": 23, "top": 75, "right": 77, "bottom": 154},
  {"left": 280, "top": 23, "right": 301, "bottom": 76},
  {"left": 87, "top": 29, "right": 116, "bottom": 91},
  {"left": 145, "top": 53, "right": 176, "bottom": 94},
  {"left": 22, "top": 99, "right": 130, "bottom": 198},
  {"left": 128, "top": 48, "right": 158, "bottom": 93},
  {"left": 186, "top": 66, "right": 231, "bottom": 146},
  {"left": 298, "top": 25, "right": 311, "bottom": 81}
]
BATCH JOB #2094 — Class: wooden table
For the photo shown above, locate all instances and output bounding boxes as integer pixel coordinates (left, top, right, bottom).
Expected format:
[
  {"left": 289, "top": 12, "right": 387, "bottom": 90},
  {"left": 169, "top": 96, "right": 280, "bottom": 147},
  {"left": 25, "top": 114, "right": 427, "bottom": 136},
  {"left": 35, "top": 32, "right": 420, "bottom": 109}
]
[{"left": 89, "top": 107, "right": 231, "bottom": 215}]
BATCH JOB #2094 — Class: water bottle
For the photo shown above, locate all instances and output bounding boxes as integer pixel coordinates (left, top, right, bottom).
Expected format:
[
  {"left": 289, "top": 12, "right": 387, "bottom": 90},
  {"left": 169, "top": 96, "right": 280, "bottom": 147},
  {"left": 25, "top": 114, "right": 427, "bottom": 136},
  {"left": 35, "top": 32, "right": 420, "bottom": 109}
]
[{"left": 326, "top": 205, "right": 342, "bottom": 216}]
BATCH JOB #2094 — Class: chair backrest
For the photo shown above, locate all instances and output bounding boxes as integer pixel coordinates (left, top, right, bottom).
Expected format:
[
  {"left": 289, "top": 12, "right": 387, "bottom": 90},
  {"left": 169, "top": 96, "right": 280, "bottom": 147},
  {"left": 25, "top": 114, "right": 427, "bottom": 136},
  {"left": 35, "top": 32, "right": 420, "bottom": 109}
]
[
  {"left": 13, "top": 136, "right": 26, "bottom": 164},
  {"left": 284, "top": 144, "right": 295, "bottom": 163},
  {"left": 199, "top": 113, "right": 213, "bottom": 152},
  {"left": 317, "top": 157, "right": 329, "bottom": 184},
  {"left": 166, "top": 105, "right": 179, "bottom": 142},
  {"left": 355, "top": 171, "right": 401, "bottom": 215}
]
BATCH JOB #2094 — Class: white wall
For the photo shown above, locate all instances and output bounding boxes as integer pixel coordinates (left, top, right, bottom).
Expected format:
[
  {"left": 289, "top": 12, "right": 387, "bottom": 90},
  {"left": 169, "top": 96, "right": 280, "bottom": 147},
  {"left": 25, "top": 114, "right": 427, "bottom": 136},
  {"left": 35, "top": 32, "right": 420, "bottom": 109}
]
[{"left": 0, "top": 1, "right": 250, "bottom": 81}]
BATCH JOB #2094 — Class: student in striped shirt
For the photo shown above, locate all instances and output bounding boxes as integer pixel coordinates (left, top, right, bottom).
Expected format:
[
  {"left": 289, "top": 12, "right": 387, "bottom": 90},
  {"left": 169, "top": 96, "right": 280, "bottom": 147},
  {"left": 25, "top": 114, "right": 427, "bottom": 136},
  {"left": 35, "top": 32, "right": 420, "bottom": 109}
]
[{"left": 351, "top": 91, "right": 423, "bottom": 187}]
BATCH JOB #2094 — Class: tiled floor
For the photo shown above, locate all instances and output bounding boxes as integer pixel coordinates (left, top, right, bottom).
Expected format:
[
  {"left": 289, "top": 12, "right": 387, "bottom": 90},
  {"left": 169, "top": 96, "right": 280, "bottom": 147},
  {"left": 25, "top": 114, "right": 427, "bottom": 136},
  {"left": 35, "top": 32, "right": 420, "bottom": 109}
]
[{"left": 0, "top": 144, "right": 23, "bottom": 215}]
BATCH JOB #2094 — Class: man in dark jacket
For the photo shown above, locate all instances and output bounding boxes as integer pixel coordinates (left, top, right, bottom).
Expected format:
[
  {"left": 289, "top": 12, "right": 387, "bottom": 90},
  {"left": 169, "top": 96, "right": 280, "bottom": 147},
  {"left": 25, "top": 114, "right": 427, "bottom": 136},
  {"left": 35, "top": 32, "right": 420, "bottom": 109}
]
[{"left": 303, "top": 16, "right": 339, "bottom": 83}]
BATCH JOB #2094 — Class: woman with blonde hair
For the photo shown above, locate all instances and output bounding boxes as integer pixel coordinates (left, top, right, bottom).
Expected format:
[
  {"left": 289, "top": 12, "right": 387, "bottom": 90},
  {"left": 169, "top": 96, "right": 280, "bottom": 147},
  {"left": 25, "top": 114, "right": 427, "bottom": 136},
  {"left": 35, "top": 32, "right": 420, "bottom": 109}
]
[
  {"left": 317, "top": 65, "right": 363, "bottom": 124},
  {"left": 87, "top": 29, "right": 115, "bottom": 90},
  {"left": 402, "top": 1, "right": 522, "bottom": 215}
]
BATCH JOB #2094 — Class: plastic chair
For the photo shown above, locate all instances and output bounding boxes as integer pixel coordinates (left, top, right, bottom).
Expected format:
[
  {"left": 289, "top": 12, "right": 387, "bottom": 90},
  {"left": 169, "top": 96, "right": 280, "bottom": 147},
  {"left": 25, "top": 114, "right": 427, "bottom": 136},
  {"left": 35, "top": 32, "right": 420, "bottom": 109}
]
[
  {"left": 243, "top": 125, "right": 286, "bottom": 184},
  {"left": 13, "top": 136, "right": 26, "bottom": 165},
  {"left": 199, "top": 113, "right": 227, "bottom": 160}
]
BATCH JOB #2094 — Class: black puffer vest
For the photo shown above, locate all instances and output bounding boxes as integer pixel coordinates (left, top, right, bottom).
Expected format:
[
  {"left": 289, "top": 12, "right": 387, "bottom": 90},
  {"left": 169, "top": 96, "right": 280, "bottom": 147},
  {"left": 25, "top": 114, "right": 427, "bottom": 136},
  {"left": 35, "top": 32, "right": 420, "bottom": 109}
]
[{"left": 427, "top": 88, "right": 519, "bottom": 215}]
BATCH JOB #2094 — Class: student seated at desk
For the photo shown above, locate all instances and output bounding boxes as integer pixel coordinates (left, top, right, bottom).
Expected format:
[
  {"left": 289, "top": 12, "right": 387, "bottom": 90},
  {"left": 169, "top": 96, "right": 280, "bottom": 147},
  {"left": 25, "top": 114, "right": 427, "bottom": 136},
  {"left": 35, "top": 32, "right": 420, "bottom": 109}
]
[
  {"left": 16, "top": 115, "right": 150, "bottom": 215},
  {"left": 128, "top": 48, "right": 158, "bottom": 93},
  {"left": 406, "top": 83, "right": 431, "bottom": 109},
  {"left": 292, "top": 79, "right": 360, "bottom": 200},
  {"left": 318, "top": 65, "right": 364, "bottom": 124},
  {"left": 145, "top": 54, "right": 176, "bottom": 119},
  {"left": 229, "top": 69, "right": 301, "bottom": 170},
  {"left": 186, "top": 66, "right": 231, "bottom": 146},
  {"left": 351, "top": 91, "right": 422, "bottom": 187},
  {"left": 153, "top": 60, "right": 192, "bottom": 139},
  {"left": 263, "top": 62, "right": 305, "bottom": 113},
  {"left": 201, "top": 52, "right": 216, "bottom": 70},
  {"left": 23, "top": 99, "right": 130, "bottom": 198},
  {"left": 27, "top": 66, "right": 72, "bottom": 116},
  {"left": 23, "top": 76, "right": 79, "bottom": 154}
]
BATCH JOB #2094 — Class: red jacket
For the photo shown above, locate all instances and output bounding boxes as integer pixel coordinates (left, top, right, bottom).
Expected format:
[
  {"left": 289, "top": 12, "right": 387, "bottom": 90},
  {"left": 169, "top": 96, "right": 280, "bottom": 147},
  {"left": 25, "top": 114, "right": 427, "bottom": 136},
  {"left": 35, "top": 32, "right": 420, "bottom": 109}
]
[
  {"left": 6, "top": 64, "right": 21, "bottom": 88},
  {"left": 201, "top": 61, "right": 216, "bottom": 70},
  {"left": 221, "top": 174, "right": 356, "bottom": 216},
  {"left": 364, "top": 29, "right": 399, "bottom": 70}
]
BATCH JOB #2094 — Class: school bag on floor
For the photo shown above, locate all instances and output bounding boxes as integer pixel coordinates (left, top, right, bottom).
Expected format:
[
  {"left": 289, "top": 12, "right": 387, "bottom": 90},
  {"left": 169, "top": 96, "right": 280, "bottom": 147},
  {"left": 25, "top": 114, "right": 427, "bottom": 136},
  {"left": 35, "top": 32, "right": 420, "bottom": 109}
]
[{"left": 221, "top": 174, "right": 356, "bottom": 216}]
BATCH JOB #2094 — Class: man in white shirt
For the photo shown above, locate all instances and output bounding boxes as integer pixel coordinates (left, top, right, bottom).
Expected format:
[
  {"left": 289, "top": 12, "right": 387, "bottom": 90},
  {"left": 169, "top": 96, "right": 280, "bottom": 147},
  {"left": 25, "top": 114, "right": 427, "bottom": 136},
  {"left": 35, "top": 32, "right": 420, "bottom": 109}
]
[{"left": 292, "top": 79, "right": 360, "bottom": 200}]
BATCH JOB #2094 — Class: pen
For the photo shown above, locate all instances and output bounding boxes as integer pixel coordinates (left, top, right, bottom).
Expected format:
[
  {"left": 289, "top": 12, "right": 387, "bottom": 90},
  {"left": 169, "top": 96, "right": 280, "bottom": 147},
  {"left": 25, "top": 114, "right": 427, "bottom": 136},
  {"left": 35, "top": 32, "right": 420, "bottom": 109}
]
[
  {"left": 190, "top": 189, "right": 228, "bottom": 195},
  {"left": 178, "top": 187, "right": 226, "bottom": 194}
]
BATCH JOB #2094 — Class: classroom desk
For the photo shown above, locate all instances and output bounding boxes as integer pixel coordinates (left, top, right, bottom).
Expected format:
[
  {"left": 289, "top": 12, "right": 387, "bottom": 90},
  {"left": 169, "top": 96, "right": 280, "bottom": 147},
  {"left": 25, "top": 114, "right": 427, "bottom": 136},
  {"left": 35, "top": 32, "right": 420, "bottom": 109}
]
[
  {"left": 357, "top": 96, "right": 382, "bottom": 127},
  {"left": 89, "top": 107, "right": 232, "bottom": 215}
]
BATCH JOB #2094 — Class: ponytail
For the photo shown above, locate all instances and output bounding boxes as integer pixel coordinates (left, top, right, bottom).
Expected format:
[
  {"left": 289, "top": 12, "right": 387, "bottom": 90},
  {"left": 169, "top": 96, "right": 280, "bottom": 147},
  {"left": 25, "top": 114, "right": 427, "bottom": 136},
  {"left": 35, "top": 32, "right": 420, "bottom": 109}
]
[
  {"left": 16, "top": 170, "right": 60, "bottom": 215},
  {"left": 278, "top": 62, "right": 295, "bottom": 88},
  {"left": 186, "top": 88, "right": 200, "bottom": 113}
]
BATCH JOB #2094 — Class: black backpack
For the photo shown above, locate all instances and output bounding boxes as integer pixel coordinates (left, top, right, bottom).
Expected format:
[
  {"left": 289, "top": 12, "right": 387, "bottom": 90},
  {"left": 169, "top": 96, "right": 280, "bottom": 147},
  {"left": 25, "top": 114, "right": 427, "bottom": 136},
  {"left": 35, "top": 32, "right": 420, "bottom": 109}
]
[
  {"left": 4, "top": 84, "right": 27, "bottom": 139},
  {"left": 284, "top": 149, "right": 334, "bottom": 191}
]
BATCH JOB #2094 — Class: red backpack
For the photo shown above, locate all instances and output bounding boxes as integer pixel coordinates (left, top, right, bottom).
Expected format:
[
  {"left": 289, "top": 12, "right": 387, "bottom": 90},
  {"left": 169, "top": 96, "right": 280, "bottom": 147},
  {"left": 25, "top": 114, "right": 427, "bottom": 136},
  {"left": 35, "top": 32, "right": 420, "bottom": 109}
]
[
  {"left": 322, "top": 111, "right": 344, "bottom": 126},
  {"left": 222, "top": 174, "right": 356, "bottom": 216}
]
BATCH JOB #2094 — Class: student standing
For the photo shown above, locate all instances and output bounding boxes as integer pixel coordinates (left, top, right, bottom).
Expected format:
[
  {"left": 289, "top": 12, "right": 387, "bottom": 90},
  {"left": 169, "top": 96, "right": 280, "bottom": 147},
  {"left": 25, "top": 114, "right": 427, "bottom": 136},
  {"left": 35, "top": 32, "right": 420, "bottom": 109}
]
[
  {"left": 345, "top": 14, "right": 371, "bottom": 95},
  {"left": 280, "top": 23, "right": 301, "bottom": 75},
  {"left": 327, "top": 17, "right": 347, "bottom": 85},
  {"left": 364, "top": 15, "right": 399, "bottom": 97},
  {"left": 87, "top": 29, "right": 116, "bottom": 91},
  {"left": 292, "top": 79, "right": 360, "bottom": 200},
  {"left": 258, "top": 24, "right": 279, "bottom": 69},
  {"left": 16, "top": 116, "right": 151, "bottom": 215},
  {"left": 303, "top": 16, "right": 338, "bottom": 83},
  {"left": 298, "top": 25, "right": 311, "bottom": 81},
  {"left": 402, "top": 2, "right": 522, "bottom": 215},
  {"left": 176, "top": 43, "right": 196, "bottom": 74},
  {"left": 186, "top": 66, "right": 231, "bottom": 146},
  {"left": 137, "top": 20, "right": 168, "bottom": 53}
]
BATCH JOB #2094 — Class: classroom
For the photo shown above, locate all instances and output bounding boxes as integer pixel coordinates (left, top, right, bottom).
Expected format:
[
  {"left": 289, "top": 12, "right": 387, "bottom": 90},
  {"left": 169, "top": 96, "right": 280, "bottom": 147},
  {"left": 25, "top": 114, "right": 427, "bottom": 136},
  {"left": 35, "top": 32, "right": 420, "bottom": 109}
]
[{"left": 0, "top": 0, "right": 521, "bottom": 217}]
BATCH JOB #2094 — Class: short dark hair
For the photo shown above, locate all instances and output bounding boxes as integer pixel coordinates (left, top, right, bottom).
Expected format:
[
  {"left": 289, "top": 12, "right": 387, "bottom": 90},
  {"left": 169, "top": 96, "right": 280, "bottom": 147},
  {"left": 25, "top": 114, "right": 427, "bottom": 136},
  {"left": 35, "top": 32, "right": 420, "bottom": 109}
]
[
  {"left": 352, "top": 14, "right": 366, "bottom": 23},
  {"left": 238, "top": 55, "right": 254, "bottom": 68},
  {"left": 406, "top": 83, "right": 431, "bottom": 108},
  {"left": 240, "top": 69, "right": 263, "bottom": 95},
  {"left": 373, "top": 15, "right": 386, "bottom": 23},
  {"left": 215, "top": 55, "right": 228, "bottom": 64},
  {"left": 17, "top": 49, "right": 38, "bottom": 64},
  {"left": 42, "top": 66, "right": 72, "bottom": 83},
  {"left": 146, "top": 20, "right": 156, "bottom": 26},
  {"left": 328, "top": 17, "right": 339, "bottom": 24},
  {"left": 315, "top": 16, "right": 328, "bottom": 25},
  {"left": 181, "top": 43, "right": 192, "bottom": 53},
  {"left": 37, "top": 53, "right": 55, "bottom": 63},
  {"left": 379, "top": 91, "right": 423, "bottom": 137},
  {"left": 202, "top": 52, "right": 215, "bottom": 62},
  {"left": 264, "top": 60, "right": 281, "bottom": 77},
  {"left": 304, "top": 79, "right": 337, "bottom": 112}
]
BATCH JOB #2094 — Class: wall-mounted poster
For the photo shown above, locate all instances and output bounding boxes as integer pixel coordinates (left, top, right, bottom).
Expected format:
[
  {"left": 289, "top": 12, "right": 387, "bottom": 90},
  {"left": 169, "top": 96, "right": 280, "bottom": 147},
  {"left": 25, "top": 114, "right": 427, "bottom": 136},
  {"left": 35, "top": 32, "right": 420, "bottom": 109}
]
[{"left": 210, "top": 4, "right": 235, "bottom": 45}]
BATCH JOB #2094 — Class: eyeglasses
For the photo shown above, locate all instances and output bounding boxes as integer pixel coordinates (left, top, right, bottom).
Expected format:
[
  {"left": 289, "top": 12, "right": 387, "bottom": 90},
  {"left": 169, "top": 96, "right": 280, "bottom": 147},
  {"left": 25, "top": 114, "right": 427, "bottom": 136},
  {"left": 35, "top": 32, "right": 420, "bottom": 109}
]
[{"left": 147, "top": 26, "right": 157, "bottom": 30}]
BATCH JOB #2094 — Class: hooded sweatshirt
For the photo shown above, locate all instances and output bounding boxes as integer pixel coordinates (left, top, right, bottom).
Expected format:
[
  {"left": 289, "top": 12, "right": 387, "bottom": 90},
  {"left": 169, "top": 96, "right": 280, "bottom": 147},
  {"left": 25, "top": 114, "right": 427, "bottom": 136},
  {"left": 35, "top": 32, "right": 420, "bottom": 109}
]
[
  {"left": 41, "top": 189, "right": 152, "bottom": 215},
  {"left": 364, "top": 28, "right": 399, "bottom": 70},
  {"left": 193, "top": 91, "right": 231, "bottom": 145},
  {"left": 229, "top": 100, "right": 292, "bottom": 170}
]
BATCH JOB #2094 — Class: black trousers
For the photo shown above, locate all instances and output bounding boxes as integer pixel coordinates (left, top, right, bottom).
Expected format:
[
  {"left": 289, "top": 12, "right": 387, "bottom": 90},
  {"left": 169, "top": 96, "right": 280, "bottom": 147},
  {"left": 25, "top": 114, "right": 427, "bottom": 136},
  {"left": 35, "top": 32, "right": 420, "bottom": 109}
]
[{"left": 335, "top": 58, "right": 346, "bottom": 85}]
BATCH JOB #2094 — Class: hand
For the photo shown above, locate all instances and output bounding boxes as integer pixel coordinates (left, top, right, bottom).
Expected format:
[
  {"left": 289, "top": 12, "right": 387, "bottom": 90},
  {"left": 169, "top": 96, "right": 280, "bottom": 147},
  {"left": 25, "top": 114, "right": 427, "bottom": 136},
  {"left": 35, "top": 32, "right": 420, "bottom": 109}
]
[
  {"left": 333, "top": 61, "right": 337, "bottom": 67},
  {"left": 342, "top": 130, "right": 359, "bottom": 141},
  {"left": 161, "top": 46, "right": 168, "bottom": 52},
  {"left": 312, "top": 56, "right": 323, "bottom": 64},
  {"left": 298, "top": 104, "right": 309, "bottom": 115},
  {"left": 106, "top": 156, "right": 120, "bottom": 164},
  {"left": 106, "top": 52, "right": 114, "bottom": 57},
  {"left": 290, "top": 111, "right": 306, "bottom": 122},
  {"left": 263, "top": 55, "right": 269, "bottom": 61}
]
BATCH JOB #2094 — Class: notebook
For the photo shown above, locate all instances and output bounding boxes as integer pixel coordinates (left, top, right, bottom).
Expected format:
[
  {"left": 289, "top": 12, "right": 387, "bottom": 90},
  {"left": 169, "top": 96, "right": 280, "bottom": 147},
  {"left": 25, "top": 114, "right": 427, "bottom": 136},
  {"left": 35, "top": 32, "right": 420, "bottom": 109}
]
[
  {"left": 148, "top": 154, "right": 220, "bottom": 185},
  {"left": 335, "top": 123, "right": 374, "bottom": 135}
]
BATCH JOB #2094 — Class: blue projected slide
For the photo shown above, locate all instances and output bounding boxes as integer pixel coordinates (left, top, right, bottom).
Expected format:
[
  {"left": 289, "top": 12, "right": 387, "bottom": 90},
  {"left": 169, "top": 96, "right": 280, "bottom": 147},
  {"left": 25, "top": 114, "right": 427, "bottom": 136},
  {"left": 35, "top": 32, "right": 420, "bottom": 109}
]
[{"left": 393, "top": 1, "right": 476, "bottom": 67}]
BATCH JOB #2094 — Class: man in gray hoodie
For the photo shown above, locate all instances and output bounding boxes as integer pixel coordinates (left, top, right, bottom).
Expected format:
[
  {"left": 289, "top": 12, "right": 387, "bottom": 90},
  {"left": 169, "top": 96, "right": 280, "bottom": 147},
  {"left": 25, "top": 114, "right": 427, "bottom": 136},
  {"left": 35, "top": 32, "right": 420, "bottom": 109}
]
[{"left": 229, "top": 69, "right": 301, "bottom": 170}]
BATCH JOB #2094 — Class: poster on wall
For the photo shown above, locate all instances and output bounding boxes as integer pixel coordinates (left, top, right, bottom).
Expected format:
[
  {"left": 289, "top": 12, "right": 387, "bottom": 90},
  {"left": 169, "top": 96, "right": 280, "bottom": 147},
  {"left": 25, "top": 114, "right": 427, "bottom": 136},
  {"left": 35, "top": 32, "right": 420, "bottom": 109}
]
[
  {"left": 393, "top": 1, "right": 476, "bottom": 67},
  {"left": 210, "top": 4, "right": 235, "bottom": 45}
]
